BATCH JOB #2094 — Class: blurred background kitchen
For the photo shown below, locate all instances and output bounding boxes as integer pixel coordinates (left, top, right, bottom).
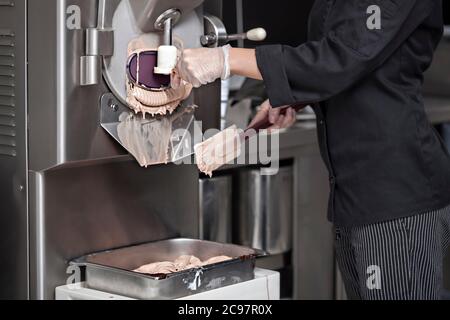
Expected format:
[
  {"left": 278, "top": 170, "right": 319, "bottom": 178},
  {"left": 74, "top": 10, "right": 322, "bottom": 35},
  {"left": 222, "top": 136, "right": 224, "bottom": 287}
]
[{"left": 205, "top": 0, "right": 450, "bottom": 300}]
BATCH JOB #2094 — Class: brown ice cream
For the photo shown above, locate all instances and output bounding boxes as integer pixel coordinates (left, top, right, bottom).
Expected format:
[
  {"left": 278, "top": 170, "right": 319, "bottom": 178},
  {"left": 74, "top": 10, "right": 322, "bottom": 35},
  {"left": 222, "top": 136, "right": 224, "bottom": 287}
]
[
  {"left": 126, "top": 36, "right": 192, "bottom": 117},
  {"left": 117, "top": 105, "right": 197, "bottom": 167},
  {"left": 203, "top": 256, "right": 234, "bottom": 265},
  {"left": 126, "top": 74, "right": 192, "bottom": 117},
  {"left": 117, "top": 112, "right": 172, "bottom": 167},
  {"left": 195, "top": 126, "right": 242, "bottom": 177},
  {"left": 134, "top": 261, "right": 179, "bottom": 275},
  {"left": 134, "top": 255, "right": 233, "bottom": 275}
]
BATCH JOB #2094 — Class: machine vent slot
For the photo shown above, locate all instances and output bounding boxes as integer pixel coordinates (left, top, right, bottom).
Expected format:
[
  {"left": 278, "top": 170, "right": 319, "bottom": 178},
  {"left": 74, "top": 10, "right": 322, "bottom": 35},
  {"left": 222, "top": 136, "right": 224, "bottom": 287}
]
[
  {"left": 0, "top": 37, "right": 14, "bottom": 46},
  {"left": 0, "top": 95, "right": 14, "bottom": 106},
  {"left": 0, "top": 105, "right": 14, "bottom": 116},
  {"left": 0, "top": 27, "right": 16, "bottom": 157},
  {"left": 0, "top": 0, "right": 14, "bottom": 7},
  {"left": 0, "top": 116, "right": 15, "bottom": 126},
  {"left": 0, "top": 75, "right": 14, "bottom": 87},
  {"left": 0, "top": 145, "right": 16, "bottom": 157},
  {"left": 0, "top": 1, "right": 14, "bottom": 7},
  {"left": 0, "top": 125, "right": 14, "bottom": 136},
  {"left": 0, "top": 85, "right": 14, "bottom": 96},
  {"left": 0, "top": 66, "right": 14, "bottom": 77}
]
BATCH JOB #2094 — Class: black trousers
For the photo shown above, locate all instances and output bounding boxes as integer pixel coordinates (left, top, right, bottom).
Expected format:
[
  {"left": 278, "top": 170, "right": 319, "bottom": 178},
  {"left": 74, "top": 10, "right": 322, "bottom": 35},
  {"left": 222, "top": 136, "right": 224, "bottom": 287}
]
[{"left": 335, "top": 205, "right": 450, "bottom": 300}]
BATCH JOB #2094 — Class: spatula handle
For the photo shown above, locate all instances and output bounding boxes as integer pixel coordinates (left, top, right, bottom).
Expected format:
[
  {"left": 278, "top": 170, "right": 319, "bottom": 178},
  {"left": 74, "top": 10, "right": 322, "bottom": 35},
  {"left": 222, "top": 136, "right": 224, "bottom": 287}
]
[{"left": 244, "top": 103, "right": 307, "bottom": 139}]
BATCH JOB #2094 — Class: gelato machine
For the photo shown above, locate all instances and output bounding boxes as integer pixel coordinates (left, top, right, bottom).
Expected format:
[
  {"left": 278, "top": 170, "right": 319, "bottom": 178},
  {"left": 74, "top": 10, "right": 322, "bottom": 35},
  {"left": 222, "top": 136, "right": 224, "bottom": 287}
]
[{"left": 0, "top": 0, "right": 273, "bottom": 300}]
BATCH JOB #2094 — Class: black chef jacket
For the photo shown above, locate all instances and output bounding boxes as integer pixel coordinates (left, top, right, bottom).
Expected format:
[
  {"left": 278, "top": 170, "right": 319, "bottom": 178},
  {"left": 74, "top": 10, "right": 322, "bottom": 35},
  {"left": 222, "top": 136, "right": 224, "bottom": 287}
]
[{"left": 256, "top": 0, "right": 450, "bottom": 227}]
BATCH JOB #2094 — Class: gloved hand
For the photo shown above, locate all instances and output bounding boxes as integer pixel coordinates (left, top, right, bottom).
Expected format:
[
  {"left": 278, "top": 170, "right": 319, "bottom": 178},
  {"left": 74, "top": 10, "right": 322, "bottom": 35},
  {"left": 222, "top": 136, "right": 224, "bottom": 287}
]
[
  {"left": 176, "top": 45, "right": 231, "bottom": 88},
  {"left": 248, "top": 99, "right": 297, "bottom": 131}
]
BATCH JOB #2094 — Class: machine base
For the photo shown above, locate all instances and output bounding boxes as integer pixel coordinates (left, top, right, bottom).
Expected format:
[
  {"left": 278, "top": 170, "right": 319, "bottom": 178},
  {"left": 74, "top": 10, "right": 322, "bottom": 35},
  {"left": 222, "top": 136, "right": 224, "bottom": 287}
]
[{"left": 55, "top": 269, "right": 280, "bottom": 300}]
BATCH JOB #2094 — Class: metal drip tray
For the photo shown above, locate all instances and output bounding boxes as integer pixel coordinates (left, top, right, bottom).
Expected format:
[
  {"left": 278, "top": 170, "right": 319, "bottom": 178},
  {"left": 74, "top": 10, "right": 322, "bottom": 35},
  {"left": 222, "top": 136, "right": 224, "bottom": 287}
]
[{"left": 71, "top": 238, "right": 266, "bottom": 300}]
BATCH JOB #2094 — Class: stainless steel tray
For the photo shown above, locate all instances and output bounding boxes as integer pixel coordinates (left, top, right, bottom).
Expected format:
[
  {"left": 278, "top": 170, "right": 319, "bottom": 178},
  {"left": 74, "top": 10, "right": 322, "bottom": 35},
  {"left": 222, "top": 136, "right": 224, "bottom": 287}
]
[{"left": 71, "top": 238, "right": 266, "bottom": 300}]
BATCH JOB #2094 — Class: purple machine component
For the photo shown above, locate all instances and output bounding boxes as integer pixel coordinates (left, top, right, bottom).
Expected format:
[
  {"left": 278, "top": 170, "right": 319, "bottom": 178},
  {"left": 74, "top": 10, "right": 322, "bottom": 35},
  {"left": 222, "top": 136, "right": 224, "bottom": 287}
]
[{"left": 127, "top": 51, "right": 171, "bottom": 90}]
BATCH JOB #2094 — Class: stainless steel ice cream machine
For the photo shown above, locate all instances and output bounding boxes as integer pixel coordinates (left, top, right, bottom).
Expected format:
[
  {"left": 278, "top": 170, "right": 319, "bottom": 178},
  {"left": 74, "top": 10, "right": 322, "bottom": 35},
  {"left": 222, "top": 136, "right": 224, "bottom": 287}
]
[{"left": 0, "top": 0, "right": 281, "bottom": 300}]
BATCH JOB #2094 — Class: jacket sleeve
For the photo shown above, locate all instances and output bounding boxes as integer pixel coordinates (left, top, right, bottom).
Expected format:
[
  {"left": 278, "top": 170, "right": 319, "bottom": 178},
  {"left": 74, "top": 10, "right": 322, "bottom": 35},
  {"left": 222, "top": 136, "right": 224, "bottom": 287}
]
[{"left": 256, "top": 0, "right": 436, "bottom": 107}]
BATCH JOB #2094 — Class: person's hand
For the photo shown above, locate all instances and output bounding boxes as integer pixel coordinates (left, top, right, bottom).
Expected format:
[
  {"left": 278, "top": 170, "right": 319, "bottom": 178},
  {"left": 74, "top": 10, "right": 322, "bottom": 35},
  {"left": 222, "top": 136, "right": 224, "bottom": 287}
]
[
  {"left": 248, "top": 100, "right": 297, "bottom": 131},
  {"left": 176, "top": 45, "right": 231, "bottom": 88}
]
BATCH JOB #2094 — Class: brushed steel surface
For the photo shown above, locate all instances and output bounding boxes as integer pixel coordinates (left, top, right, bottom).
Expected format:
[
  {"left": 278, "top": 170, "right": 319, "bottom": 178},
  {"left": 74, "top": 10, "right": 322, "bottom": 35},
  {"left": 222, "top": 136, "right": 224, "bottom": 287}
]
[
  {"left": 28, "top": 172, "right": 46, "bottom": 300},
  {"left": 129, "top": 0, "right": 204, "bottom": 33},
  {"left": 201, "top": 14, "right": 226, "bottom": 47},
  {"left": 72, "top": 238, "right": 262, "bottom": 300},
  {"left": 0, "top": 0, "right": 28, "bottom": 300},
  {"left": 154, "top": 8, "right": 181, "bottom": 31},
  {"left": 29, "top": 161, "right": 200, "bottom": 300},
  {"left": 4, "top": 0, "right": 239, "bottom": 302},
  {"left": 28, "top": 0, "right": 121, "bottom": 171},
  {"left": 199, "top": 176, "right": 232, "bottom": 243},
  {"left": 237, "top": 166, "right": 293, "bottom": 255},
  {"left": 80, "top": 55, "right": 101, "bottom": 86},
  {"left": 97, "top": 0, "right": 121, "bottom": 30},
  {"left": 85, "top": 28, "right": 114, "bottom": 57},
  {"left": 24, "top": 0, "right": 214, "bottom": 301},
  {"left": 27, "top": 0, "right": 218, "bottom": 170}
]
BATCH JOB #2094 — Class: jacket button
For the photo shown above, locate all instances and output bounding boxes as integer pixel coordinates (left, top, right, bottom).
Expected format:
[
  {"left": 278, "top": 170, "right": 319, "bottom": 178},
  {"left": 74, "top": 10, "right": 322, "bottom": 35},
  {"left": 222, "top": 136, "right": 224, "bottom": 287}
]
[{"left": 330, "top": 177, "right": 336, "bottom": 185}]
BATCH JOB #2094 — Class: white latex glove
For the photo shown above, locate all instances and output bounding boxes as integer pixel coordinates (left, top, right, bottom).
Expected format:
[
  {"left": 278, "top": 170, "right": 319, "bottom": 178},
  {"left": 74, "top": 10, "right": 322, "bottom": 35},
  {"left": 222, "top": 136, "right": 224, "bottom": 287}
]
[
  {"left": 177, "top": 45, "right": 231, "bottom": 88},
  {"left": 248, "top": 99, "right": 297, "bottom": 131}
]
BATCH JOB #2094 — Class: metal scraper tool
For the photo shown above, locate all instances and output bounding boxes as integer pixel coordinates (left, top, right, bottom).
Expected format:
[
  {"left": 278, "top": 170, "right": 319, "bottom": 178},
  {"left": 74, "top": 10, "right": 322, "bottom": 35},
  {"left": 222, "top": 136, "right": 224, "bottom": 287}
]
[{"left": 100, "top": 93, "right": 202, "bottom": 167}]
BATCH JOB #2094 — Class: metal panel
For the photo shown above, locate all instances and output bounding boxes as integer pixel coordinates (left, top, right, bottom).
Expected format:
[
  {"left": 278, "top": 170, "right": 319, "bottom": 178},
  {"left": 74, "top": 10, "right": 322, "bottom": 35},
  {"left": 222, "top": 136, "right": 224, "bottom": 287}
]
[
  {"left": 128, "top": 0, "right": 204, "bottom": 33},
  {"left": 27, "top": 0, "right": 212, "bottom": 171},
  {"left": 27, "top": 0, "right": 123, "bottom": 172},
  {"left": 29, "top": 161, "right": 200, "bottom": 300},
  {"left": 236, "top": 167, "right": 293, "bottom": 255},
  {"left": 293, "top": 144, "right": 335, "bottom": 300},
  {"left": 0, "top": 0, "right": 28, "bottom": 300},
  {"left": 24, "top": 0, "right": 207, "bottom": 301},
  {"left": 199, "top": 175, "right": 232, "bottom": 243}
]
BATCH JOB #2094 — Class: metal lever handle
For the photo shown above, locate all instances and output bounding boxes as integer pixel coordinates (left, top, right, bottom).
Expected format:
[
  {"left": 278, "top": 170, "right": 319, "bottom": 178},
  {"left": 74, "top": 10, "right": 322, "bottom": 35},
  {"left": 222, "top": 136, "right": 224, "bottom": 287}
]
[
  {"left": 201, "top": 15, "right": 267, "bottom": 48},
  {"left": 201, "top": 28, "right": 267, "bottom": 47},
  {"left": 226, "top": 28, "right": 267, "bottom": 42}
]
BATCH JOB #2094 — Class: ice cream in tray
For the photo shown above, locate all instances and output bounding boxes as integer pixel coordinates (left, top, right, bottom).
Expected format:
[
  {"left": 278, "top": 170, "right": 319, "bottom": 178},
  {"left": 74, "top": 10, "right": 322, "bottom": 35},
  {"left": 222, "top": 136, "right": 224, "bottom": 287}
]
[{"left": 71, "top": 238, "right": 266, "bottom": 300}]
